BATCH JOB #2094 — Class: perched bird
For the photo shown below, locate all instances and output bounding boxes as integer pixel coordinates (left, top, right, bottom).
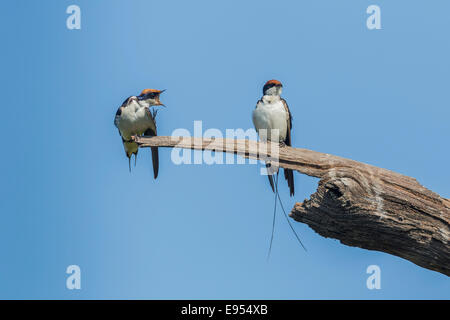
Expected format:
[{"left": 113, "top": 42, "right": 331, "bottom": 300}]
[
  {"left": 253, "top": 80, "right": 305, "bottom": 257},
  {"left": 114, "top": 89, "right": 165, "bottom": 178},
  {"left": 252, "top": 80, "right": 295, "bottom": 196}
]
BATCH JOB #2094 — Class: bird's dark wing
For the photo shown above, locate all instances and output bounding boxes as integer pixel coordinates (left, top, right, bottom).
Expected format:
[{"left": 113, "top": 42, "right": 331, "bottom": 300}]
[
  {"left": 144, "top": 110, "right": 159, "bottom": 179},
  {"left": 281, "top": 98, "right": 295, "bottom": 197},
  {"left": 281, "top": 98, "right": 292, "bottom": 147}
]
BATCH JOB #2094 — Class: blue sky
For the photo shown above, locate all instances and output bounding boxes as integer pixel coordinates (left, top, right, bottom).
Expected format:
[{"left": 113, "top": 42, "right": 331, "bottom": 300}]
[{"left": 0, "top": 0, "right": 449, "bottom": 299}]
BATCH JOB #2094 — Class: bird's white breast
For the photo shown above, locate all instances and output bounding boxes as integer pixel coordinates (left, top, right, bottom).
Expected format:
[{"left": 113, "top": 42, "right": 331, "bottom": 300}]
[
  {"left": 252, "top": 97, "right": 288, "bottom": 142},
  {"left": 118, "top": 100, "right": 155, "bottom": 140}
]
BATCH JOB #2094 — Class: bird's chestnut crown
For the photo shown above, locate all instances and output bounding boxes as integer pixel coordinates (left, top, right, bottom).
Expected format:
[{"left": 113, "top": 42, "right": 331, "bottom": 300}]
[
  {"left": 139, "top": 89, "right": 164, "bottom": 97},
  {"left": 263, "top": 80, "right": 283, "bottom": 96}
]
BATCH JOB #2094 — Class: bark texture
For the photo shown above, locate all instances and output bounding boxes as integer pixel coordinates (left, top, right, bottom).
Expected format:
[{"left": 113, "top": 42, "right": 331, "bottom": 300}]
[{"left": 135, "top": 136, "right": 450, "bottom": 276}]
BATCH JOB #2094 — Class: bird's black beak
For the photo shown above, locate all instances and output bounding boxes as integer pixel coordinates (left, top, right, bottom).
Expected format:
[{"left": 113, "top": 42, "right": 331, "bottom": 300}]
[
  {"left": 157, "top": 90, "right": 166, "bottom": 107},
  {"left": 156, "top": 99, "right": 166, "bottom": 107}
]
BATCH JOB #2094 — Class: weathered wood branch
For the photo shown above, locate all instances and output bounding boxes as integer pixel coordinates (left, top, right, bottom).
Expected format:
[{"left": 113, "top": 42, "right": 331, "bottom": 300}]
[{"left": 135, "top": 136, "right": 450, "bottom": 276}]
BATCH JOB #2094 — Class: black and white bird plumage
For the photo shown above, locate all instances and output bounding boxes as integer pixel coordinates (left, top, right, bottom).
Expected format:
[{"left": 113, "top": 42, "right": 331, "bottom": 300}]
[
  {"left": 252, "top": 80, "right": 295, "bottom": 196},
  {"left": 114, "top": 89, "right": 165, "bottom": 178}
]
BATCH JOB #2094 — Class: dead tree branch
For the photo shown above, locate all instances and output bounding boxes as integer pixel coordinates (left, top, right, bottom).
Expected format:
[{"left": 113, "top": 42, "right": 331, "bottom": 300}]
[{"left": 135, "top": 136, "right": 450, "bottom": 276}]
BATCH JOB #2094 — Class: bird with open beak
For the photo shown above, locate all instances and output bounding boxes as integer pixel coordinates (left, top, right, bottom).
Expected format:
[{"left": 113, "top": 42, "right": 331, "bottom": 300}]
[{"left": 114, "top": 89, "right": 165, "bottom": 178}]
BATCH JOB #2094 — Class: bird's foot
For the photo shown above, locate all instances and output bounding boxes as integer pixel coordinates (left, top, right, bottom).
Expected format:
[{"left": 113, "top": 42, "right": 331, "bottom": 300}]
[{"left": 279, "top": 141, "right": 286, "bottom": 148}]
